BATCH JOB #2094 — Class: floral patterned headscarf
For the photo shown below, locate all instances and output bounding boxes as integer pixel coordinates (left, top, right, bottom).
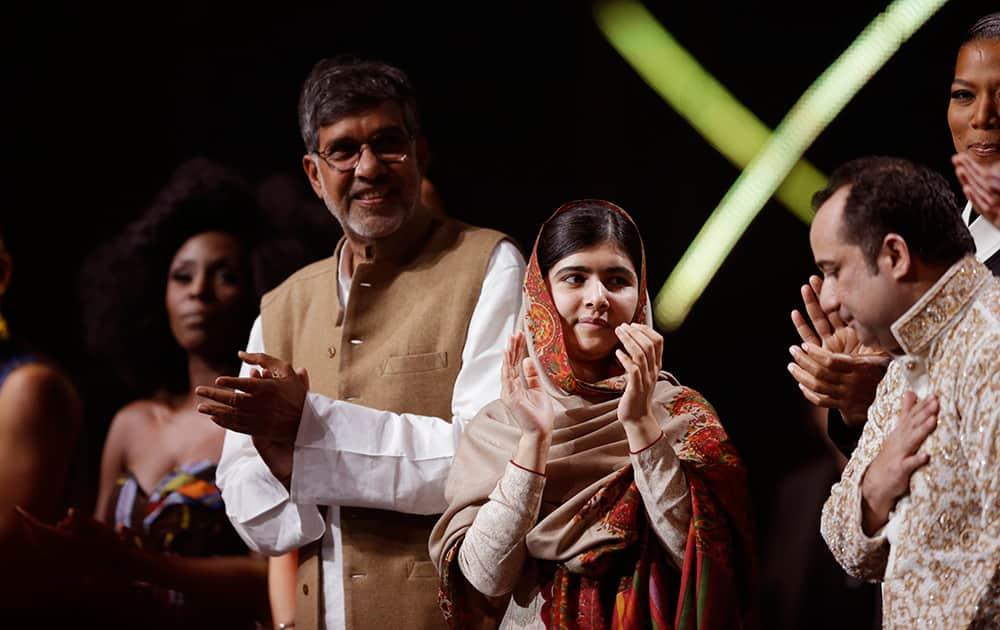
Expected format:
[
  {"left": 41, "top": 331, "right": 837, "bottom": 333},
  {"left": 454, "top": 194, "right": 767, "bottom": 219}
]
[{"left": 523, "top": 199, "right": 648, "bottom": 397}]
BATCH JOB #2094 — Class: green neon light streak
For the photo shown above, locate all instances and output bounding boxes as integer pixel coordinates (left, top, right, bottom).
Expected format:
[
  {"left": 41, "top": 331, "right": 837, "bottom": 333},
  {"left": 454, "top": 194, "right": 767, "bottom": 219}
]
[
  {"left": 652, "top": 0, "right": 948, "bottom": 330},
  {"left": 597, "top": 0, "right": 949, "bottom": 330},
  {"left": 593, "top": 0, "right": 827, "bottom": 223}
]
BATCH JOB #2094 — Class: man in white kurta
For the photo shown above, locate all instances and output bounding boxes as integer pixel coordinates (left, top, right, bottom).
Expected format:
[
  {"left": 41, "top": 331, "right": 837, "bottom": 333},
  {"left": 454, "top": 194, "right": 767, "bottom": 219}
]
[
  {"left": 807, "top": 157, "right": 1000, "bottom": 628},
  {"left": 197, "top": 56, "right": 525, "bottom": 630},
  {"left": 216, "top": 234, "right": 523, "bottom": 630}
]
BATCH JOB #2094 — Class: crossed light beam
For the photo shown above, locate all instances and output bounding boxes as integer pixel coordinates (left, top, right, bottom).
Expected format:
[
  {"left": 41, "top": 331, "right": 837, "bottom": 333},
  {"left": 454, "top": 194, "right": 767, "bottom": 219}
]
[{"left": 594, "top": 0, "right": 950, "bottom": 331}]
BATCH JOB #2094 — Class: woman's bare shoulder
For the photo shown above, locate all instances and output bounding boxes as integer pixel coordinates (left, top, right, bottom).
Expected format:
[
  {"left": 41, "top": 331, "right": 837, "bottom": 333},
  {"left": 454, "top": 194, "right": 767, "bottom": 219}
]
[
  {"left": 108, "top": 397, "right": 169, "bottom": 432},
  {"left": 0, "top": 363, "right": 81, "bottom": 432}
]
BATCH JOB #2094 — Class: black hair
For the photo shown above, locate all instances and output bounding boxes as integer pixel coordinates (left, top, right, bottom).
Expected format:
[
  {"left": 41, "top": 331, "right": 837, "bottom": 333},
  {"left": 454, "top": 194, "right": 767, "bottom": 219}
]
[
  {"left": 962, "top": 13, "right": 1000, "bottom": 46},
  {"left": 536, "top": 201, "right": 643, "bottom": 278},
  {"left": 812, "top": 156, "right": 974, "bottom": 272},
  {"left": 297, "top": 54, "right": 420, "bottom": 154},
  {"left": 79, "top": 158, "right": 267, "bottom": 397}
]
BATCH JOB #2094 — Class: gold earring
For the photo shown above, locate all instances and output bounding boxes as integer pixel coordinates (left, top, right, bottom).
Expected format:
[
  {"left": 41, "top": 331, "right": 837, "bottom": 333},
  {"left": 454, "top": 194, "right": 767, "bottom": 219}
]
[{"left": 0, "top": 303, "right": 8, "bottom": 343}]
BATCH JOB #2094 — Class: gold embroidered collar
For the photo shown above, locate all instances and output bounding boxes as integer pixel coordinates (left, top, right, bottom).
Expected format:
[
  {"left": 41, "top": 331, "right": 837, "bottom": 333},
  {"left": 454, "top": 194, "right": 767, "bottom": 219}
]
[{"left": 890, "top": 254, "right": 991, "bottom": 356}]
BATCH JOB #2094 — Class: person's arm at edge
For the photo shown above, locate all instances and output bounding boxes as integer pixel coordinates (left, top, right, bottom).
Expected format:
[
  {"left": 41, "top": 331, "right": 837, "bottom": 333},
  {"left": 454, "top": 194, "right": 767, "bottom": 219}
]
[
  {"left": 963, "top": 334, "right": 1000, "bottom": 540},
  {"left": 0, "top": 364, "right": 80, "bottom": 523},
  {"left": 962, "top": 334, "right": 1000, "bottom": 627}
]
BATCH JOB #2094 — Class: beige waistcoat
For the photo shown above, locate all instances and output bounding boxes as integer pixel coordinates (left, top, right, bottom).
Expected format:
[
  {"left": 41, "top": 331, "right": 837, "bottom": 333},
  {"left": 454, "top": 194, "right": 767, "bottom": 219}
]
[{"left": 260, "top": 207, "right": 507, "bottom": 630}]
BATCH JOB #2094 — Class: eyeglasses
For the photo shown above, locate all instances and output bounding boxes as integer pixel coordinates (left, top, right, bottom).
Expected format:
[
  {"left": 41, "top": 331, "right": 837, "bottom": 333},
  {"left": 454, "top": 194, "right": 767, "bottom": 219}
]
[{"left": 314, "top": 132, "right": 413, "bottom": 173}]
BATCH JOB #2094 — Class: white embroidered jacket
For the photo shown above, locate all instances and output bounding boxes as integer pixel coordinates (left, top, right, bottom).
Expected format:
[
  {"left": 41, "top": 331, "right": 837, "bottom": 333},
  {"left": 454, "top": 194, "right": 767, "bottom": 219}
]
[{"left": 820, "top": 255, "right": 1000, "bottom": 629}]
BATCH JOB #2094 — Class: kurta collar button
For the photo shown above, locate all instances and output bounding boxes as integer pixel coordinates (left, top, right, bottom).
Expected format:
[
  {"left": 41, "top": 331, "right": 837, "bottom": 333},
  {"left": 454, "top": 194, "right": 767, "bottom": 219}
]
[{"left": 327, "top": 346, "right": 336, "bottom": 358}]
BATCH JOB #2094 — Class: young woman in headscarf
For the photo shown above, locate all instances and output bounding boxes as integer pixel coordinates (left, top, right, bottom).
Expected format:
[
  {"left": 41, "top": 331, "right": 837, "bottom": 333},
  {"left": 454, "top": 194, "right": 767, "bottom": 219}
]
[{"left": 429, "top": 200, "right": 755, "bottom": 629}]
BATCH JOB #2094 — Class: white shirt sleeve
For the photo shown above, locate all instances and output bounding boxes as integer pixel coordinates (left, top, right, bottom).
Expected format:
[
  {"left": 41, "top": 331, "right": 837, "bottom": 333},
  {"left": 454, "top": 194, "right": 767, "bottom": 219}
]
[
  {"left": 292, "top": 240, "right": 525, "bottom": 513},
  {"left": 217, "top": 240, "right": 525, "bottom": 548},
  {"left": 216, "top": 316, "right": 327, "bottom": 554},
  {"left": 965, "top": 201, "right": 1000, "bottom": 264}
]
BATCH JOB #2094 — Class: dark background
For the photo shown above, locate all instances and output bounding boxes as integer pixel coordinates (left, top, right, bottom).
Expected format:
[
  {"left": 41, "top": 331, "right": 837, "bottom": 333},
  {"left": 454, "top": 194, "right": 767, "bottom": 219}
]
[{"left": 4, "top": 1, "right": 993, "bottom": 626}]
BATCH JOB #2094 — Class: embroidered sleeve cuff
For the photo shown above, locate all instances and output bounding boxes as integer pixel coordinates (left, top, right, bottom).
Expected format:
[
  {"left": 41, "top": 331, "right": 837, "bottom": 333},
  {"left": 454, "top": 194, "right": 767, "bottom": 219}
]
[
  {"left": 509, "top": 459, "right": 545, "bottom": 477},
  {"left": 496, "top": 461, "right": 547, "bottom": 512},
  {"left": 821, "top": 475, "right": 890, "bottom": 581},
  {"left": 846, "top": 477, "right": 890, "bottom": 547},
  {"left": 456, "top": 459, "right": 545, "bottom": 597},
  {"left": 629, "top": 431, "right": 666, "bottom": 455}
]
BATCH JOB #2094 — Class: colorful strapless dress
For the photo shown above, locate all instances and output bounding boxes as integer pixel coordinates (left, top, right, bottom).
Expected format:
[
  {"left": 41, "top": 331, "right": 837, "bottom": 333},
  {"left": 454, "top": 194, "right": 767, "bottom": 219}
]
[
  {"left": 108, "top": 459, "right": 248, "bottom": 558},
  {"left": 105, "top": 460, "right": 259, "bottom": 629}
]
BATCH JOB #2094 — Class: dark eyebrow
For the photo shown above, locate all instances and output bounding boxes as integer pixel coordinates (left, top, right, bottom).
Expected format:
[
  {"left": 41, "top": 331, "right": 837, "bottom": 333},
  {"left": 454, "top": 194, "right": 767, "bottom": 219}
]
[
  {"left": 950, "top": 78, "right": 975, "bottom": 88},
  {"left": 554, "top": 264, "right": 636, "bottom": 277},
  {"left": 325, "top": 124, "right": 408, "bottom": 147},
  {"left": 602, "top": 266, "right": 635, "bottom": 276},
  {"left": 554, "top": 265, "right": 590, "bottom": 275}
]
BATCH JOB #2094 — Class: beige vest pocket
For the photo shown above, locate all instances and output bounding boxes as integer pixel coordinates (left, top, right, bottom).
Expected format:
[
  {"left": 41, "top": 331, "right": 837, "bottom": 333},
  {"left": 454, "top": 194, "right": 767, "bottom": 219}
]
[{"left": 382, "top": 351, "right": 448, "bottom": 375}]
